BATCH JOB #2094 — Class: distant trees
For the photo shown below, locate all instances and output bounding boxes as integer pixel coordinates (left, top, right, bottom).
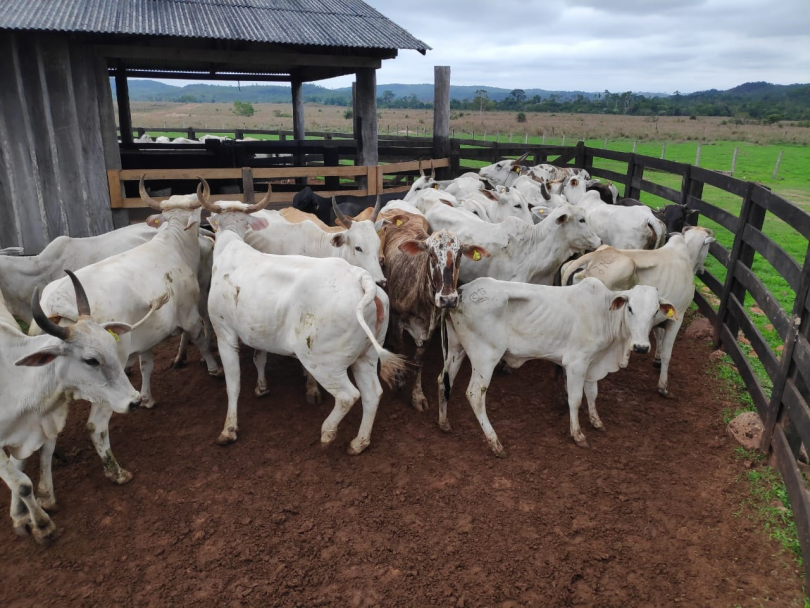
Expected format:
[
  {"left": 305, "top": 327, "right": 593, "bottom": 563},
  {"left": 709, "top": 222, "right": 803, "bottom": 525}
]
[{"left": 232, "top": 100, "right": 255, "bottom": 117}]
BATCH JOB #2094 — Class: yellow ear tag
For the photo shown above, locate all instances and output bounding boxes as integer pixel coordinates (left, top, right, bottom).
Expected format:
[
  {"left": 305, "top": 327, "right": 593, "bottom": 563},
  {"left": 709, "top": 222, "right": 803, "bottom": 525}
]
[
  {"left": 432, "top": 184, "right": 439, "bottom": 189},
  {"left": 666, "top": 308, "right": 675, "bottom": 319},
  {"left": 514, "top": 166, "right": 521, "bottom": 174},
  {"left": 472, "top": 250, "right": 481, "bottom": 261},
  {"left": 107, "top": 329, "right": 119, "bottom": 342},
  {"left": 153, "top": 219, "right": 160, "bottom": 225},
  {"left": 396, "top": 219, "right": 403, "bottom": 226}
]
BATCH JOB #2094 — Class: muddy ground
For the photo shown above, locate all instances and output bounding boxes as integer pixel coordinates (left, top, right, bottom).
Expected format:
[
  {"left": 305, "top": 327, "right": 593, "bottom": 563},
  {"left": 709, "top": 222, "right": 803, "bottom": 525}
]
[{"left": 0, "top": 326, "right": 804, "bottom": 607}]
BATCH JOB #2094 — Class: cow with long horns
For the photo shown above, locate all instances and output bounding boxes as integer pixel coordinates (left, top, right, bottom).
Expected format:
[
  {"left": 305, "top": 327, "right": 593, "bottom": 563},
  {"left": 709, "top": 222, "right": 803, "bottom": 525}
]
[
  {"left": 1, "top": 273, "right": 144, "bottom": 545},
  {"left": 31, "top": 176, "right": 219, "bottom": 490},
  {"left": 200, "top": 185, "right": 405, "bottom": 453}
]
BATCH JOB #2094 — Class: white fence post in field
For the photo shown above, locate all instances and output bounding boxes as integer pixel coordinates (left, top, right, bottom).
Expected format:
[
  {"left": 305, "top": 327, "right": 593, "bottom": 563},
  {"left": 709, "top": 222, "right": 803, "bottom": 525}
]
[
  {"left": 483, "top": 130, "right": 487, "bottom": 140},
  {"left": 525, "top": 132, "right": 528, "bottom": 144},
  {"left": 695, "top": 144, "right": 701, "bottom": 167},
  {"left": 632, "top": 140, "right": 637, "bottom": 153},
  {"left": 542, "top": 134, "right": 545, "bottom": 144},
  {"left": 731, "top": 147, "right": 739, "bottom": 176},
  {"left": 509, "top": 133, "right": 513, "bottom": 143},
  {"left": 661, "top": 143, "right": 666, "bottom": 159},
  {"left": 604, "top": 138, "right": 608, "bottom": 149},
  {"left": 562, "top": 134, "right": 566, "bottom": 146},
  {"left": 496, "top": 131, "right": 499, "bottom": 142},
  {"left": 772, "top": 150, "right": 783, "bottom": 179}
]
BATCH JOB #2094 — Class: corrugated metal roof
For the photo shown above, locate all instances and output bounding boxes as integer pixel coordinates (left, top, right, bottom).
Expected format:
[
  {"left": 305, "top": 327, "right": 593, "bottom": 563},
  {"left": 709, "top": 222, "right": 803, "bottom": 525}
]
[{"left": 0, "top": 0, "right": 430, "bottom": 52}]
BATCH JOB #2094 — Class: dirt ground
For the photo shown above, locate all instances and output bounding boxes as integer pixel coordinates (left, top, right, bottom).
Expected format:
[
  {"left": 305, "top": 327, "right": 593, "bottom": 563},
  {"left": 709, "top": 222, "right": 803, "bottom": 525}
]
[{"left": 0, "top": 323, "right": 805, "bottom": 607}]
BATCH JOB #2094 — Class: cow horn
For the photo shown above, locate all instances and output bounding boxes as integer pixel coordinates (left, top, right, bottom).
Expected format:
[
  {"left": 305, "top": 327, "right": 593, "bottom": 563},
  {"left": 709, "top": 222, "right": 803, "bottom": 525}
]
[
  {"left": 196, "top": 178, "right": 223, "bottom": 214},
  {"left": 332, "top": 197, "right": 353, "bottom": 228},
  {"left": 515, "top": 152, "right": 530, "bottom": 165},
  {"left": 31, "top": 287, "right": 70, "bottom": 341},
  {"left": 65, "top": 269, "right": 91, "bottom": 317},
  {"left": 419, "top": 162, "right": 425, "bottom": 178},
  {"left": 369, "top": 195, "right": 382, "bottom": 223},
  {"left": 540, "top": 182, "right": 551, "bottom": 201},
  {"left": 139, "top": 174, "right": 163, "bottom": 211},
  {"left": 245, "top": 184, "right": 273, "bottom": 213}
]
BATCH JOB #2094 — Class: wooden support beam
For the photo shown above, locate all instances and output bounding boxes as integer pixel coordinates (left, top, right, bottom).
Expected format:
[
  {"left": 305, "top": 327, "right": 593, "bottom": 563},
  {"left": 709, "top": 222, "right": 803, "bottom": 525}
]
[
  {"left": 432, "top": 66, "right": 451, "bottom": 179},
  {"left": 115, "top": 68, "right": 133, "bottom": 146},
  {"left": 291, "top": 79, "right": 306, "bottom": 141},
  {"left": 355, "top": 68, "right": 378, "bottom": 168}
]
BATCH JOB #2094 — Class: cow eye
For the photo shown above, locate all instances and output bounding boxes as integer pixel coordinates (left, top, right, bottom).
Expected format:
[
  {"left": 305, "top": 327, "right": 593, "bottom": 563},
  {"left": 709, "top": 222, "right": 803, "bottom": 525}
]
[
  {"left": 579, "top": 219, "right": 586, "bottom": 223},
  {"left": 628, "top": 306, "right": 634, "bottom": 314},
  {"left": 355, "top": 246, "right": 363, "bottom": 253},
  {"left": 84, "top": 357, "right": 100, "bottom": 367},
  {"left": 514, "top": 205, "right": 521, "bottom": 209}
]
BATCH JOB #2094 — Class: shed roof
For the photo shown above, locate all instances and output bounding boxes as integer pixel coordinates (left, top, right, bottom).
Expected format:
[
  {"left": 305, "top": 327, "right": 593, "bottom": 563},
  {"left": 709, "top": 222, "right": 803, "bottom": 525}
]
[{"left": 0, "top": 0, "right": 430, "bottom": 53}]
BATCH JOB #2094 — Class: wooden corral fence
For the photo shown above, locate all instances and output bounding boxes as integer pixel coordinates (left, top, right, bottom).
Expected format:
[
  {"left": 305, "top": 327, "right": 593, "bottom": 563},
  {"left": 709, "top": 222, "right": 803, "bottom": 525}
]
[
  {"left": 107, "top": 158, "right": 448, "bottom": 209},
  {"left": 472, "top": 140, "right": 810, "bottom": 582}
]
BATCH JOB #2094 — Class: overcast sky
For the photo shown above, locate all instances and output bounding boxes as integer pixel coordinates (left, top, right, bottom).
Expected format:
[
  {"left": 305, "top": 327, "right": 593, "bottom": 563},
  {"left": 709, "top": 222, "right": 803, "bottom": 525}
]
[{"left": 154, "top": 0, "right": 810, "bottom": 94}]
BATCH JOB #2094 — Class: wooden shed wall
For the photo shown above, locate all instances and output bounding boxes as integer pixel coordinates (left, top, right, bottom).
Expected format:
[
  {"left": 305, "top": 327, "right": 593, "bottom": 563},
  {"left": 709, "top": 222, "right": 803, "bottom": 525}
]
[{"left": 0, "top": 33, "right": 115, "bottom": 253}]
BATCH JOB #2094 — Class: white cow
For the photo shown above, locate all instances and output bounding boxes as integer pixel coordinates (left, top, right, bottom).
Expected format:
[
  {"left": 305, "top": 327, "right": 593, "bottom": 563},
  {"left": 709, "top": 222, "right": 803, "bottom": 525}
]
[
  {"left": 561, "top": 226, "right": 716, "bottom": 397},
  {"left": 442, "top": 173, "right": 486, "bottom": 198},
  {"left": 477, "top": 152, "right": 530, "bottom": 186},
  {"left": 455, "top": 186, "right": 533, "bottom": 224},
  {"left": 0, "top": 274, "right": 142, "bottom": 544},
  {"left": 564, "top": 177, "right": 665, "bottom": 250},
  {"left": 200, "top": 190, "right": 405, "bottom": 453},
  {"left": 33, "top": 177, "right": 220, "bottom": 488},
  {"left": 437, "top": 278, "right": 676, "bottom": 455},
  {"left": 426, "top": 203, "right": 601, "bottom": 285}
]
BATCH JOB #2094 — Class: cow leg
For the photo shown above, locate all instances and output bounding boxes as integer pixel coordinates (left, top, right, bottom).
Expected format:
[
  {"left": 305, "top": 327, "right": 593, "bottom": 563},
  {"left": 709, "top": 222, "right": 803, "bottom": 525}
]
[
  {"left": 653, "top": 326, "right": 665, "bottom": 368},
  {"left": 189, "top": 319, "right": 222, "bottom": 377},
  {"left": 36, "top": 438, "right": 57, "bottom": 511},
  {"left": 139, "top": 350, "right": 157, "bottom": 408},
  {"left": 313, "top": 369, "right": 360, "bottom": 449},
  {"left": 304, "top": 371, "right": 322, "bottom": 405},
  {"left": 172, "top": 332, "right": 190, "bottom": 369},
  {"left": 389, "top": 318, "right": 407, "bottom": 391},
  {"left": 87, "top": 402, "right": 132, "bottom": 484},
  {"left": 584, "top": 381, "right": 605, "bottom": 431},
  {"left": 253, "top": 350, "right": 270, "bottom": 397},
  {"left": 437, "top": 327, "right": 467, "bottom": 433},
  {"left": 347, "top": 355, "right": 383, "bottom": 455},
  {"left": 566, "top": 364, "right": 590, "bottom": 448},
  {"left": 217, "top": 339, "right": 242, "bottom": 445},
  {"left": 466, "top": 361, "right": 506, "bottom": 458},
  {"left": 1, "top": 452, "right": 56, "bottom": 545},
  {"left": 410, "top": 338, "right": 430, "bottom": 412},
  {"left": 656, "top": 319, "right": 683, "bottom": 398}
]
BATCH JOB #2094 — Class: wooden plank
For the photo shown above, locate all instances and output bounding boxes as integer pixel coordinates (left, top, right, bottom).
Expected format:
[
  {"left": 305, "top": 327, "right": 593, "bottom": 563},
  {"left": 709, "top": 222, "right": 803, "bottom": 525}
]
[
  {"left": 698, "top": 268, "right": 725, "bottom": 297},
  {"left": 690, "top": 166, "right": 749, "bottom": 197},
  {"left": 626, "top": 154, "right": 643, "bottom": 200},
  {"left": 118, "top": 189, "right": 371, "bottom": 209},
  {"left": 770, "top": 427, "right": 810, "bottom": 586},
  {"left": 751, "top": 186, "right": 810, "bottom": 241},
  {"left": 726, "top": 294, "right": 779, "bottom": 380},
  {"left": 381, "top": 158, "right": 449, "bottom": 174},
  {"left": 719, "top": 323, "right": 770, "bottom": 417},
  {"left": 107, "top": 170, "right": 123, "bottom": 208},
  {"left": 587, "top": 167, "right": 626, "bottom": 184},
  {"left": 432, "top": 66, "right": 451, "bottom": 177},
  {"left": 636, "top": 178, "right": 681, "bottom": 204},
  {"left": 633, "top": 154, "right": 687, "bottom": 175},
  {"left": 0, "top": 34, "right": 28, "bottom": 249},
  {"left": 587, "top": 148, "right": 632, "bottom": 163},
  {"left": 241, "top": 167, "right": 254, "bottom": 206},
  {"left": 708, "top": 241, "right": 731, "bottom": 268},
  {"left": 686, "top": 194, "right": 739, "bottom": 232},
  {"left": 794, "top": 333, "right": 810, "bottom": 389},
  {"left": 742, "top": 224, "right": 802, "bottom": 291},
  {"left": 733, "top": 261, "right": 791, "bottom": 340},
  {"left": 114, "top": 69, "right": 133, "bottom": 146}
]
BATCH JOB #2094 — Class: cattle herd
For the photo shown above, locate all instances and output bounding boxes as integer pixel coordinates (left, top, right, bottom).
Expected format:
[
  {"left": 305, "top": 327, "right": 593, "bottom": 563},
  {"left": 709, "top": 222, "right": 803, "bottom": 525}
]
[{"left": 0, "top": 154, "right": 715, "bottom": 547}]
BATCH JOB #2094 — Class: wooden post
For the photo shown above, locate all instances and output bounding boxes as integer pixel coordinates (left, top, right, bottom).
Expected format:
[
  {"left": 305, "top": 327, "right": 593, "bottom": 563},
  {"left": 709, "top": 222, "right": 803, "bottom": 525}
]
[
  {"left": 661, "top": 143, "right": 666, "bottom": 159},
  {"left": 351, "top": 82, "right": 358, "bottom": 140},
  {"left": 625, "top": 154, "right": 643, "bottom": 200},
  {"left": 695, "top": 144, "right": 701, "bottom": 167},
  {"left": 632, "top": 140, "right": 637, "bottom": 153},
  {"left": 432, "top": 66, "right": 451, "bottom": 179},
  {"left": 96, "top": 58, "right": 129, "bottom": 228},
  {"left": 114, "top": 68, "right": 133, "bottom": 146},
  {"left": 354, "top": 68, "right": 378, "bottom": 180},
  {"left": 561, "top": 134, "right": 566, "bottom": 146},
  {"left": 604, "top": 138, "right": 607, "bottom": 149},
  {"left": 406, "top": 125, "right": 409, "bottom": 137},
  {"left": 449, "top": 140, "right": 461, "bottom": 178},
  {"left": 525, "top": 133, "right": 528, "bottom": 144},
  {"left": 291, "top": 79, "right": 306, "bottom": 141},
  {"left": 241, "top": 167, "right": 255, "bottom": 206},
  {"left": 731, "top": 147, "right": 739, "bottom": 176},
  {"left": 772, "top": 150, "right": 783, "bottom": 179}
]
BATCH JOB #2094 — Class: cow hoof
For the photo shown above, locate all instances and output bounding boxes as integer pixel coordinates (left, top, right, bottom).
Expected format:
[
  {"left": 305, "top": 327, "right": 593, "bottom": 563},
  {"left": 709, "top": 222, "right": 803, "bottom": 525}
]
[
  {"left": 140, "top": 397, "right": 157, "bottom": 409},
  {"left": 32, "top": 519, "right": 58, "bottom": 546},
  {"left": 306, "top": 390, "right": 322, "bottom": 405},
  {"left": 411, "top": 394, "right": 429, "bottom": 412},
  {"left": 347, "top": 438, "right": 370, "bottom": 455},
  {"left": 208, "top": 367, "right": 224, "bottom": 378},
  {"left": 490, "top": 440, "right": 508, "bottom": 459},
  {"left": 438, "top": 420, "right": 453, "bottom": 433},
  {"left": 590, "top": 418, "right": 606, "bottom": 432},
  {"left": 254, "top": 386, "right": 270, "bottom": 398},
  {"left": 653, "top": 359, "right": 662, "bottom": 369},
  {"left": 36, "top": 493, "right": 57, "bottom": 513},
  {"left": 573, "top": 435, "right": 590, "bottom": 449},
  {"left": 216, "top": 432, "right": 237, "bottom": 446},
  {"left": 320, "top": 430, "right": 337, "bottom": 448},
  {"left": 107, "top": 469, "right": 133, "bottom": 485},
  {"left": 13, "top": 518, "right": 31, "bottom": 538},
  {"left": 658, "top": 387, "right": 672, "bottom": 399},
  {"left": 171, "top": 359, "right": 187, "bottom": 370}
]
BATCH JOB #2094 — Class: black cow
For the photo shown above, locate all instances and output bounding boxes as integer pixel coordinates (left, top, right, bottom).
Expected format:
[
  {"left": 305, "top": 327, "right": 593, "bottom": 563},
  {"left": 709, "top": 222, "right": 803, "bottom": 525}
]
[{"left": 292, "top": 187, "right": 405, "bottom": 226}]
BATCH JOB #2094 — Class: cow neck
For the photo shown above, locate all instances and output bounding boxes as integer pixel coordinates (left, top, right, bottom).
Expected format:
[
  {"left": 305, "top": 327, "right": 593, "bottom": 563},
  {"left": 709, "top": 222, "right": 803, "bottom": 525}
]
[
  {"left": 527, "top": 219, "right": 576, "bottom": 281},
  {"left": 0, "top": 254, "right": 44, "bottom": 321},
  {"left": 0, "top": 328, "right": 64, "bottom": 413},
  {"left": 212, "top": 214, "right": 250, "bottom": 258},
  {"left": 152, "top": 211, "right": 200, "bottom": 270}
]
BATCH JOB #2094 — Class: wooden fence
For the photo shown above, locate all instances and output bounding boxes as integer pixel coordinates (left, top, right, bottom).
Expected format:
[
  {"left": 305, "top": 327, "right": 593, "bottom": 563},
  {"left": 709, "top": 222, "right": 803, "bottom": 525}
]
[{"left": 107, "top": 158, "right": 448, "bottom": 209}]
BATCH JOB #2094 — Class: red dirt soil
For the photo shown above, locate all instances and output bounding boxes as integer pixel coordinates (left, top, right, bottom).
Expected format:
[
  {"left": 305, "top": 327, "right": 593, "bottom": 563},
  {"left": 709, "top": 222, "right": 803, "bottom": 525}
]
[{"left": 0, "top": 323, "right": 804, "bottom": 607}]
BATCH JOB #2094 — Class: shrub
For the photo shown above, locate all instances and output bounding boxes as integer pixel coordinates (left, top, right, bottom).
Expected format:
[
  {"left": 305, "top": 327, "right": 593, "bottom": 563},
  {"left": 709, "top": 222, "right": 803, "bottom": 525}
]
[
  {"left": 689, "top": 115, "right": 697, "bottom": 120},
  {"left": 343, "top": 108, "right": 353, "bottom": 120},
  {"left": 233, "top": 101, "right": 255, "bottom": 117},
  {"left": 273, "top": 109, "right": 291, "bottom": 118},
  {"left": 516, "top": 112, "right": 527, "bottom": 123}
]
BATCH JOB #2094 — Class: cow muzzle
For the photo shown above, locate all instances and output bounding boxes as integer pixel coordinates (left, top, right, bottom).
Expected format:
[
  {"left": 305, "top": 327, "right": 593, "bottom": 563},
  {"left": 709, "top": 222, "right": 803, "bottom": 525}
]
[
  {"left": 437, "top": 293, "right": 459, "bottom": 309},
  {"left": 376, "top": 278, "right": 387, "bottom": 288},
  {"left": 128, "top": 397, "right": 143, "bottom": 412},
  {"left": 632, "top": 344, "right": 650, "bottom": 354}
]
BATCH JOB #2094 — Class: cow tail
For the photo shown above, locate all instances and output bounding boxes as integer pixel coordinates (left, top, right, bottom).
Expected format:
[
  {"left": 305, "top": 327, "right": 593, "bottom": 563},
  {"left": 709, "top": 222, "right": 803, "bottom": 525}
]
[
  {"left": 439, "top": 309, "right": 452, "bottom": 403},
  {"left": 356, "top": 273, "right": 407, "bottom": 389},
  {"left": 647, "top": 217, "right": 665, "bottom": 249}
]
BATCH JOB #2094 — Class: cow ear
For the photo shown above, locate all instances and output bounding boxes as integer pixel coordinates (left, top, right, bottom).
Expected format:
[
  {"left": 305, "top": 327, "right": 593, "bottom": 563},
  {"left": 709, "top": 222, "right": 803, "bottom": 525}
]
[
  {"left": 398, "top": 240, "right": 427, "bottom": 255},
  {"left": 610, "top": 296, "right": 628, "bottom": 311},
  {"left": 101, "top": 322, "right": 133, "bottom": 339},
  {"left": 570, "top": 178, "right": 578, "bottom": 187},
  {"left": 248, "top": 216, "right": 269, "bottom": 231},
  {"left": 330, "top": 233, "right": 347, "bottom": 248},
  {"left": 482, "top": 190, "right": 498, "bottom": 202},
  {"left": 15, "top": 344, "right": 64, "bottom": 367},
  {"left": 461, "top": 245, "right": 490, "bottom": 261},
  {"left": 659, "top": 302, "right": 678, "bottom": 320},
  {"left": 555, "top": 213, "right": 569, "bottom": 225},
  {"left": 386, "top": 214, "right": 409, "bottom": 228},
  {"left": 439, "top": 198, "right": 454, "bottom": 207},
  {"left": 146, "top": 214, "right": 165, "bottom": 229},
  {"left": 184, "top": 207, "right": 202, "bottom": 231}
]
